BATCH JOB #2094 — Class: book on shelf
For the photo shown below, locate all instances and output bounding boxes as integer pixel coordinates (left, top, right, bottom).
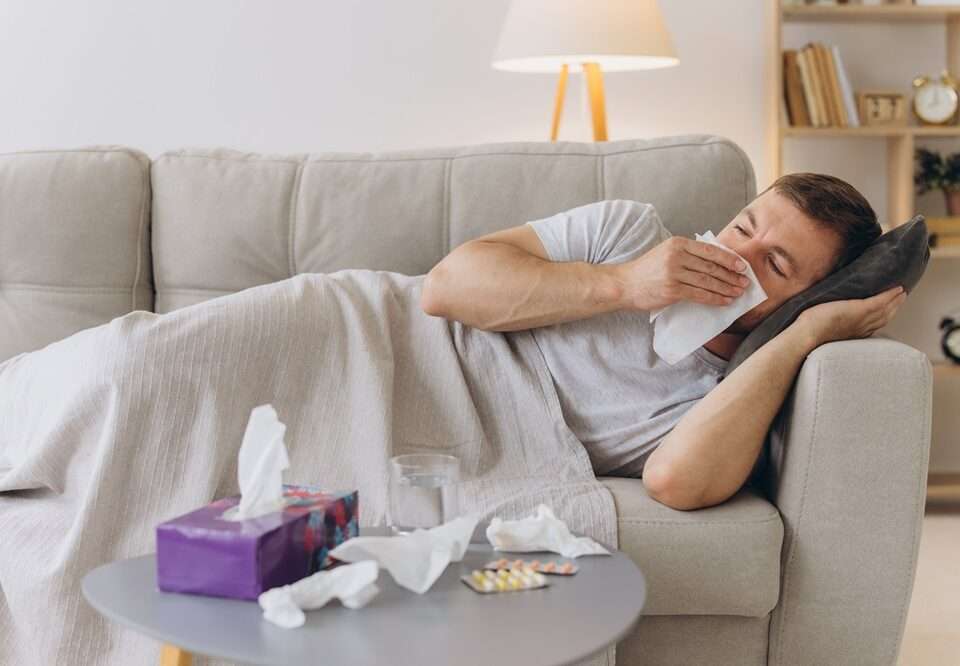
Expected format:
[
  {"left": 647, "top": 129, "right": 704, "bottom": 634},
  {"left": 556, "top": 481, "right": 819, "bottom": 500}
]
[
  {"left": 812, "top": 44, "right": 838, "bottom": 126},
  {"left": 783, "top": 50, "right": 811, "bottom": 126},
  {"left": 783, "top": 42, "right": 859, "bottom": 129},
  {"left": 832, "top": 46, "right": 860, "bottom": 128},
  {"left": 808, "top": 45, "right": 829, "bottom": 126}
]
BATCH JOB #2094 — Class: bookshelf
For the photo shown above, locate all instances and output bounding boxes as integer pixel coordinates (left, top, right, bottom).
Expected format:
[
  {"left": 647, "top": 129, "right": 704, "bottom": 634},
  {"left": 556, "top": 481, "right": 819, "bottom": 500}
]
[
  {"left": 767, "top": 0, "right": 960, "bottom": 236},
  {"left": 770, "top": 2, "right": 960, "bottom": 494}
]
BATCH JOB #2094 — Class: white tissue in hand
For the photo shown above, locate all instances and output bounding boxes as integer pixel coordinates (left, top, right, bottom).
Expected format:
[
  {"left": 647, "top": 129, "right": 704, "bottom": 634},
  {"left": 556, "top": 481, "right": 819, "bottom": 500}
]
[
  {"left": 485, "top": 504, "right": 610, "bottom": 558},
  {"left": 328, "top": 513, "right": 480, "bottom": 594},
  {"left": 258, "top": 560, "right": 380, "bottom": 629},
  {"left": 649, "top": 231, "right": 767, "bottom": 365},
  {"left": 232, "top": 404, "right": 290, "bottom": 520}
]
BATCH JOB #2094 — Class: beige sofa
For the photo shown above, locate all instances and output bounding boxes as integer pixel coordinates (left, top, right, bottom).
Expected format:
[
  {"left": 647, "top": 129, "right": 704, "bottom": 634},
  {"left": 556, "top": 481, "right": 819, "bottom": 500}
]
[{"left": 0, "top": 135, "right": 931, "bottom": 665}]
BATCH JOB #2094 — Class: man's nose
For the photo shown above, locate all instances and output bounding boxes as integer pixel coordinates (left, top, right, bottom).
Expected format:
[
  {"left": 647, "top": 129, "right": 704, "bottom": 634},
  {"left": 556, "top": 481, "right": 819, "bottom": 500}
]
[{"left": 732, "top": 240, "right": 762, "bottom": 275}]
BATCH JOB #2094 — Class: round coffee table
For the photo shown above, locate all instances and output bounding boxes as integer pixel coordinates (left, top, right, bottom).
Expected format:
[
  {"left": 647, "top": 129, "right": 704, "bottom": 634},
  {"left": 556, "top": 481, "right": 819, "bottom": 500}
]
[{"left": 82, "top": 528, "right": 646, "bottom": 666}]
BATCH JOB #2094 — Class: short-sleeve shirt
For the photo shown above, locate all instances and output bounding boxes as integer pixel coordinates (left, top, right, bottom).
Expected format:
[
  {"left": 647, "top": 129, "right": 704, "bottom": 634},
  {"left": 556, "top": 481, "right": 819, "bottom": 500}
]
[{"left": 525, "top": 199, "right": 728, "bottom": 477}]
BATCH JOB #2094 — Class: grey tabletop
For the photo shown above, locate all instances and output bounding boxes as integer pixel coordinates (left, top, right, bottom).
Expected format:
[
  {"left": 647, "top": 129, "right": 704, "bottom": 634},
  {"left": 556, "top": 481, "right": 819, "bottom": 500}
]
[{"left": 82, "top": 527, "right": 646, "bottom": 666}]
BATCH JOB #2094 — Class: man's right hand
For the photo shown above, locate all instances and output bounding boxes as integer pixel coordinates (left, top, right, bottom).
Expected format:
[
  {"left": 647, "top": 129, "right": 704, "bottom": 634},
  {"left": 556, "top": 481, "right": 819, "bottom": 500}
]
[{"left": 614, "top": 236, "right": 750, "bottom": 312}]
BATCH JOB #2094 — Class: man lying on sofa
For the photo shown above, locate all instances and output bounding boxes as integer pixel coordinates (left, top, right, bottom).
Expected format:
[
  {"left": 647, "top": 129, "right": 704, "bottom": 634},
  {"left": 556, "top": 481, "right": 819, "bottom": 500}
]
[{"left": 421, "top": 172, "right": 905, "bottom": 511}]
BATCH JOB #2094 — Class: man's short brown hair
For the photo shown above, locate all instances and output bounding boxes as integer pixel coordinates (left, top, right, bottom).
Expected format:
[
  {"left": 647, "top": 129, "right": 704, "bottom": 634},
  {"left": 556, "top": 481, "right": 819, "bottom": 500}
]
[{"left": 760, "top": 172, "right": 882, "bottom": 271}]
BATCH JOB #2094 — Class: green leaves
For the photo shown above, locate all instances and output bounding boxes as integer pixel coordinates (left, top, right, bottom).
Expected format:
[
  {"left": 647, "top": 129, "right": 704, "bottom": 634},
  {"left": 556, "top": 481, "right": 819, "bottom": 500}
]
[{"left": 914, "top": 147, "right": 960, "bottom": 194}]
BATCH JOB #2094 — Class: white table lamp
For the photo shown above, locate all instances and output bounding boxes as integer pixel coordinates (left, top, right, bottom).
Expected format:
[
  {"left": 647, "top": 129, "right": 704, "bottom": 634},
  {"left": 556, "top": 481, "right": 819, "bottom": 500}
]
[{"left": 492, "top": 0, "right": 678, "bottom": 141}]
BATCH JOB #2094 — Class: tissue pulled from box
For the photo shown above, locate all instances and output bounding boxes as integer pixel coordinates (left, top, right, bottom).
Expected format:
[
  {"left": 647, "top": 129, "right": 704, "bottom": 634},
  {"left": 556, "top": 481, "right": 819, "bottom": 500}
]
[
  {"left": 232, "top": 404, "right": 290, "bottom": 520},
  {"left": 329, "top": 513, "right": 480, "bottom": 594},
  {"left": 259, "top": 560, "right": 380, "bottom": 629},
  {"left": 485, "top": 504, "right": 610, "bottom": 558},
  {"left": 649, "top": 231, "right": 767, "bottom": 365}
]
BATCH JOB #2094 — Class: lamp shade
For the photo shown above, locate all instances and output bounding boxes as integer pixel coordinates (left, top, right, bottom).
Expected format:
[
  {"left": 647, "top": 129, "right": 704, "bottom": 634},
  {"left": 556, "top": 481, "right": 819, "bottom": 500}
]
[{"left": 492, "top": 0, "right": 678, "bottom": 73}]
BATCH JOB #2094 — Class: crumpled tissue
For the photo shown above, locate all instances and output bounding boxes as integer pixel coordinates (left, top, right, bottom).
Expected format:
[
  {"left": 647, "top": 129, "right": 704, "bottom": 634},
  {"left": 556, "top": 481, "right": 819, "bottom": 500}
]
[
  {"left": 328, "top": 513, "right": 480, "bottom": 594},
  {"left": 485, "top": 504, "right": 610, "bottom": 558},
  {"left": 223, "top": 404, "right": 291, "bottom": 520},
  {"left": 650, "top": 230, "right": 768, "bottom": 365},
  {"left": 258, "top": 560, "right": 380, "bottom": 629}
]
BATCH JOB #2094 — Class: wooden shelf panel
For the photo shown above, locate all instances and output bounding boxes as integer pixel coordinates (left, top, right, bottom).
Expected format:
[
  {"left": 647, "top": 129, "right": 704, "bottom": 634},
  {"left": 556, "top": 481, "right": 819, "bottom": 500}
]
[
  {"left": 784, "top": 5, "right": 960, "bottom": 23},
  {"left": 933, "top": 362, "right": 960, "bottom": 373},
  {"left": 783, "top": 126, "right": 960, "bottom": 138},
  {"left": 931, "top": 245, "right": 960, "bottom": 258}
]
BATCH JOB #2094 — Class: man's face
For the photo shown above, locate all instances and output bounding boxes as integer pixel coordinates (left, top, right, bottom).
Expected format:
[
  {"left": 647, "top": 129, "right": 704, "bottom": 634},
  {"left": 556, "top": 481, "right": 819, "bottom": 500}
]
[{"left": 716, "top": 189, "right": 843, "bottom": 334}]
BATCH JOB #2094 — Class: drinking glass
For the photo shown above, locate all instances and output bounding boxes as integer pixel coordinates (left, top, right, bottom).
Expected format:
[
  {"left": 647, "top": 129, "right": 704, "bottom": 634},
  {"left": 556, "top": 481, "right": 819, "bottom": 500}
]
[{"left": 387, "top": 453, "right": 460, "bottom": 534}]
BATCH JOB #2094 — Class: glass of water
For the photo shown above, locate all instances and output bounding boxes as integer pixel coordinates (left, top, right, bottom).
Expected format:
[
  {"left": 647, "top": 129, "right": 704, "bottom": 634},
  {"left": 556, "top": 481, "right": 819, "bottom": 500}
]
[{"left": 388, "top": 453, "right": 460, "bottom": 534}]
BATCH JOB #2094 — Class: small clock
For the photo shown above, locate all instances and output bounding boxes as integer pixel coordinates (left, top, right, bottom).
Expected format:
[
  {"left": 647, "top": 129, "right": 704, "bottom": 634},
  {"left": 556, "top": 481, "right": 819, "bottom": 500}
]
[
  {"left": 912, "top": 72, "right": 960, "bottom": 125},
  {"left": 941, "top": 316, "right": 960, "bottom": 364}
]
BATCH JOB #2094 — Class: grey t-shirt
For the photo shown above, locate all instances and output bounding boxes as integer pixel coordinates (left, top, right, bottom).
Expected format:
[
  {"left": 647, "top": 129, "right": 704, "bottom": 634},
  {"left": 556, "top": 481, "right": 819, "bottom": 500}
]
[{"left": 526, "top": 199, "right": 727, "bottom": 477}]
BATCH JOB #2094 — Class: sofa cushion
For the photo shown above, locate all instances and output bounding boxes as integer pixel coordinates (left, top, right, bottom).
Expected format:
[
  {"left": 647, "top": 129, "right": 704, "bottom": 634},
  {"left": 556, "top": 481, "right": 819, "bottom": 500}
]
[
  {"left": 600, "top": 476, "right": 782, "bottom": 617},
  {"left": 0, "top": 146, "right": 153, "bottom": 362},
  {"left": 150, "top": 136, "right": 755, "bottom": 313}
]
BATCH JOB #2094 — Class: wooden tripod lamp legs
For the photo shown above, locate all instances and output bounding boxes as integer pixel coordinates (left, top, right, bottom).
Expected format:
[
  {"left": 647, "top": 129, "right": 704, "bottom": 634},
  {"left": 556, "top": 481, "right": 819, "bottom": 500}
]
[
  {"left": 550, "top": 62, "right": 608, "bottom": 142},
  {"left": 550, "top": 64, "right": 570, "bottom": 141}
]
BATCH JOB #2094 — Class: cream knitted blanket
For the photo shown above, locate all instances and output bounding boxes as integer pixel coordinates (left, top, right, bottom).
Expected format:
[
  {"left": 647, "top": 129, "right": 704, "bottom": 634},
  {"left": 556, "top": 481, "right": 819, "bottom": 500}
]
[{"left": 0, "top": 271, "right": 617, "bottom": 666}]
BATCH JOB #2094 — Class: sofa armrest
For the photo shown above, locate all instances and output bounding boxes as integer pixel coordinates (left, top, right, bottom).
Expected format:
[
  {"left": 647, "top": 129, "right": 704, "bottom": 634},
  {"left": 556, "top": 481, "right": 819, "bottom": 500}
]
[{"left": 761, "top": 338, "right": 931, "bottom": 666}]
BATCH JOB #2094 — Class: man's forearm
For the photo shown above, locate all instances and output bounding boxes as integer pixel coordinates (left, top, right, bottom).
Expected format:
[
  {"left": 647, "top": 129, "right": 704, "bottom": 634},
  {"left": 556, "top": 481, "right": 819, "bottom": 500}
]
[
  {"left": 421, "top": 241, "right": 626, "bottom": 331},
  {"left": 643, "top": 321, "right": 819, "bottom": 510}
]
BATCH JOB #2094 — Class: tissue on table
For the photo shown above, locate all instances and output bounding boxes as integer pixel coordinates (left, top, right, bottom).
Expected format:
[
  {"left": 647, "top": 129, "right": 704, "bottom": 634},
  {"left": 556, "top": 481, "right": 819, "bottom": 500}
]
[
  {"left": 328, "top": 513, "right": 480, "bottom": 594},
  {"left": 259, "top": 560, "right": 380, "bottom": 629},
  {"left": 650, "top": 230, "right": 768, "bottom": 365},
  {"left": 486, "top": 504, "right": 610, "bottom": 558},
  {"left": 156, "top": 404, "right": 359, "bottom": 600}
]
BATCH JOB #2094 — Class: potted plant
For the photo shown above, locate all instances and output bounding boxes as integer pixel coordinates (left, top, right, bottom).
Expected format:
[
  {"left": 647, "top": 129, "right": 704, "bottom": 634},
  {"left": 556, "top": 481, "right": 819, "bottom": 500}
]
[{"left": 915, "top": 147, "right": 960, "bottom": 215}]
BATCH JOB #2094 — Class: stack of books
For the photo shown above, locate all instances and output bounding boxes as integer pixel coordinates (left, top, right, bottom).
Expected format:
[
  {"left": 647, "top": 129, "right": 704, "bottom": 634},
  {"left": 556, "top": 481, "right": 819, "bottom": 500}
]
[{"left": 783, "top": 42, "right": 859, "bottom": 128}]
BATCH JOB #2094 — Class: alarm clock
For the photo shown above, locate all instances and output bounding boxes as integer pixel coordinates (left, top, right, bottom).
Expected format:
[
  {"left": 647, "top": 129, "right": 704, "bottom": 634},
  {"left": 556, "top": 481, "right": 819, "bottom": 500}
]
[
  {"left": 941, "top": 316, "right": 960, "bottom": 364},
  {"left": 912, "top": 72, "right": 960, "bottom": 125}
]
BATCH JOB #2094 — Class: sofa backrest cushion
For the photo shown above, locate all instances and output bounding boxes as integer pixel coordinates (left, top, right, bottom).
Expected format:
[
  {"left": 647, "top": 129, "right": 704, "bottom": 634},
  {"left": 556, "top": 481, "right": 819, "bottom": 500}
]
[
  {"left": 151, "top": 135, "right": 756, "bottom": 313},
  {"left": 0, "top": 146, "right": 153, "bottom": 361}
]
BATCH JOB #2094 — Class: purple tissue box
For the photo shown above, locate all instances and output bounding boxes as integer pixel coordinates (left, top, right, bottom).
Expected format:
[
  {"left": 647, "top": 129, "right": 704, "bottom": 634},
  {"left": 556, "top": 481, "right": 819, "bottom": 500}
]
[{"left": 156, "top": 484, "right": 358, "bottom": 600}]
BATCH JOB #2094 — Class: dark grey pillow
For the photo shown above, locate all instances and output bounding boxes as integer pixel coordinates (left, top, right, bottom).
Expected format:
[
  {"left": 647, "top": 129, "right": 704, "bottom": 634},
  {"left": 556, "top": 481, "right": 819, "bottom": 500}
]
[
  {"left": 726, "top": 214, "right": 930, "bottom": 375},
  {"left": 738, "top": 215, "right": 929, "bottom": 493}
]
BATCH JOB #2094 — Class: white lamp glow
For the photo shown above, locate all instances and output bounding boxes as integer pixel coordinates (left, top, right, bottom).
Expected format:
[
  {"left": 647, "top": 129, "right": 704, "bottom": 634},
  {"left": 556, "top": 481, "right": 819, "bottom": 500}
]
[{"left": 492, "top": 0, "right": 678, "bottom": 141}]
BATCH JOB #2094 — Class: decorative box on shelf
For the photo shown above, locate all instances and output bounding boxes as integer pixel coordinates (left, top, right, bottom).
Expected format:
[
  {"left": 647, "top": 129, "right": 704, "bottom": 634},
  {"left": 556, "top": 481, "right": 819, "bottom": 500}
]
[{"left": 856, "top": 90, "right": 906, "bottom": 127}]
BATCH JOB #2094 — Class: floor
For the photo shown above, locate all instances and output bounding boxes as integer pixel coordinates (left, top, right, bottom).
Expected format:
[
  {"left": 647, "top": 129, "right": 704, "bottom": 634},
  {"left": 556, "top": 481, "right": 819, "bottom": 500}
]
[{"left": 898, "top": 500, "right": 960, "bottom": 666}]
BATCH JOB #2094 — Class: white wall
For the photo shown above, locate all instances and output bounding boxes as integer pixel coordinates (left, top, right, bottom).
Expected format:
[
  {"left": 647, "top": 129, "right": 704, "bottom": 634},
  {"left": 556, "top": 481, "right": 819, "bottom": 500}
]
[
  {"left": 0, "top": 0, "right": 769, "bottom": 174},
  {"left": 2, "top": 0, "right": 958, "bottom": 467}
]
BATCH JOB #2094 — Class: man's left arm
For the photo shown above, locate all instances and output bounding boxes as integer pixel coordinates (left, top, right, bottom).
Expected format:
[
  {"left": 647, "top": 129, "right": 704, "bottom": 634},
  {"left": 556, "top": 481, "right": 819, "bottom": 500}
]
[{"left": 642, "top": 285, "right": 906, "bottom": 511}]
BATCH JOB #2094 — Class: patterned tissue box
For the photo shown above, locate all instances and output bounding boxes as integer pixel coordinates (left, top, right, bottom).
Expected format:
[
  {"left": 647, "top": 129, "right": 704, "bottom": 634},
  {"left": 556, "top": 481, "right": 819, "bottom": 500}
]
[{"left": 156, "top": 484, "right": 358, "bottom": 600}]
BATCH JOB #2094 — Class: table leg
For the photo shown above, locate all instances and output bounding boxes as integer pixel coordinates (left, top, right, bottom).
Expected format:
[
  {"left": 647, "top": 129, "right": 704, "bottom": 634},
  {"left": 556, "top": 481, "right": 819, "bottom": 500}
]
[{"left": 160, "top": 643, "right": 192, "bottom": 666}]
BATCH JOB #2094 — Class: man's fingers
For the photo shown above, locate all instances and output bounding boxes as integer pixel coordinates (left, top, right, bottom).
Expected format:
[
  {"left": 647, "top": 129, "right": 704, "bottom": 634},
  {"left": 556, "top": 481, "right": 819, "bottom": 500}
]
[
  {"left": 867, "top": 285, "right": 905, "bottom": 308},
  {"left": 679, "top": 238, "right": 748, "bottom": 274},
  {"left": 673, "top": 284, "right": 733, "bottom": 306},
  {"left": 881, "top": 291, "right": 907, "bottom": 322},
  {"left": 681, "top": 253, "right": 750, "bottom": 289},
  {"left": 678, "top": 269, "right": 745, "bottom": 298}
]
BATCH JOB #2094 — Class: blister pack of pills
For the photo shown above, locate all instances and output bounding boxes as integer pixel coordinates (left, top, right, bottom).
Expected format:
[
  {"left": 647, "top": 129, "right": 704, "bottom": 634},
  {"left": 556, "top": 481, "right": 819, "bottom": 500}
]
[
  {"left": 483, "top": 558, "right": 579, "bottom": 575},
  {"left": 461, "top": 567, "right": 549, "bottom": 594}
]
